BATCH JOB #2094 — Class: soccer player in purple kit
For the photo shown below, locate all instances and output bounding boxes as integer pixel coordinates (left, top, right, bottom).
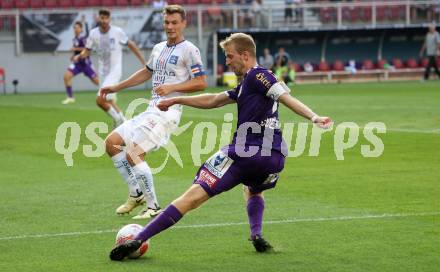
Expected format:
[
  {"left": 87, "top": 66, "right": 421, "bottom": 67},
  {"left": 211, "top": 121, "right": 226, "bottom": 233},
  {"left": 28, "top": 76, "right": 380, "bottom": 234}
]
[
  {"left": 109, "top": 33, "right": 332, "bottom": 260},
  {"left": 62, "top": 17, "right": 99, "bottom": 105}
]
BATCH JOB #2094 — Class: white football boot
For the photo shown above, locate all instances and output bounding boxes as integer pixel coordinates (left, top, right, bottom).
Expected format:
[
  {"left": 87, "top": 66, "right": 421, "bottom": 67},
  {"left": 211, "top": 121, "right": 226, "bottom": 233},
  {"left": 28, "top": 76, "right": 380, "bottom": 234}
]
[
  {"left": 61, "top": 97, "right": 75, "bottom": 104},
  {"left": 116, "top": 195, "right": 146, "bottom": 214},
  {"left": 132, "top": 206, "right": 162, "bottom": 220}
]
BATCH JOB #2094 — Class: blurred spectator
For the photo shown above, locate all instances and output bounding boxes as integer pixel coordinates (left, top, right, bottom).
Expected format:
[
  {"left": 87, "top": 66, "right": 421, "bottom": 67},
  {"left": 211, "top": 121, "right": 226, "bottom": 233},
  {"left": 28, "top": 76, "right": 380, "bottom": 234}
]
[
  {"left": 293, "top": 0, "right": 303, "bottom": 23},
  {"left": 152, "top": 0, "right": 167, "bottom": 9},
  {"left": 274, "top": 47, "right": 291, "bottom": 66},
  {"left": 285, "top": 0, "right": 294, "bottom": 24},
  {"left": 259, "top": 48, "right": 274, "bottom": 69},
  {"left": 251, "top": 0, "right": 263, "bottom": 27},
  {"left": 303, "top": 61, "right": 314, "bottom": 72},
  {"left": 238, "top": 0, "right": 254, "bottom": 28},
  {"left": 274, "top": 58, "right": 289, "bottom": 82},
  {"left": 286, "top": 61, "right": 296, "bottom": 85},
  {"left": 208, "top": 0, "right": 224, "bottom": 27},
  {"left": 345, "top": 60, "right": 357, "bottom": 74},
  {"left": 223, "top": 0, "right": 235, "bottom": 27},
  {"left": 419, "top": 23, "right": 440, "bottom": 80}
]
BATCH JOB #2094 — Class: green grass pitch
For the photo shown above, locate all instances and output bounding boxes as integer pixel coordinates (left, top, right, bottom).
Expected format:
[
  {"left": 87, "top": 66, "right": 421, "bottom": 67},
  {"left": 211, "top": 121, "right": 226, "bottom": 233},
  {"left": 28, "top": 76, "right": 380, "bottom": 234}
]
[{"left": 0, "top": 81, "right": 439, "bottom": 271}]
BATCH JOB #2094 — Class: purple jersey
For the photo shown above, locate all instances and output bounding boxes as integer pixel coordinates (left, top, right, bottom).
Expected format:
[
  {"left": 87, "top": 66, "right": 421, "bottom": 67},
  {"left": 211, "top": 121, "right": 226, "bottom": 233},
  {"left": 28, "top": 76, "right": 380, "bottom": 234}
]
[
  {"left": 225, "top": 66, "right": 287, "bottom": 156},
  {"left": 73, "top": 35, "right": 91, "bottom": 66}
]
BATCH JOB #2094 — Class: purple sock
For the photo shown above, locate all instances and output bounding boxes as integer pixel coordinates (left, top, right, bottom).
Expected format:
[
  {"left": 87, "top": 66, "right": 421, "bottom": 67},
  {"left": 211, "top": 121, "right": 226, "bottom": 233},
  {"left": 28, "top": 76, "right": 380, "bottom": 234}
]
[
  {"left": 66, "top": 86, "right": 73, "bottom": 98},
  {"left": 247, "top": 195, "right": 265, "bottom": 239},
  {"left": 135, "top": 204, "right": 183, "bottom": 241}
]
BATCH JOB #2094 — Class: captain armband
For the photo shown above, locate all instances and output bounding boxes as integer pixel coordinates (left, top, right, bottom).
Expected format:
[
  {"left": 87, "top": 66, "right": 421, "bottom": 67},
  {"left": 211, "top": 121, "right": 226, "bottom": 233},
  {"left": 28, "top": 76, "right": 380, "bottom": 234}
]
[{"left": 266, "top": 81, "right": 291, "bottom": 101}]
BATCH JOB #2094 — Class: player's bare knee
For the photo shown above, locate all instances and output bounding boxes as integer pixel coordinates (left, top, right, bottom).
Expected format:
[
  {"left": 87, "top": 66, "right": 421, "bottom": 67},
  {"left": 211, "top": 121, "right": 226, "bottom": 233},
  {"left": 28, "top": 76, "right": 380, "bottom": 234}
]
[
  {"left": 126, "top": 149, "right": 144, "bottom": 166},
  {"left": 105, "top": 134, "right": 122, "bottom": 156}
]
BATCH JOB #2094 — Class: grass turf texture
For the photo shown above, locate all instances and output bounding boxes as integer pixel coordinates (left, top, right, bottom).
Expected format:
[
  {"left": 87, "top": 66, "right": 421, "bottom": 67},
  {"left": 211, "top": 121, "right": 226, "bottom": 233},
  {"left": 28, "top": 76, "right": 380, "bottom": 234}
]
[{"left": 0, "top": 81, "right": 439, "bottom": 271}]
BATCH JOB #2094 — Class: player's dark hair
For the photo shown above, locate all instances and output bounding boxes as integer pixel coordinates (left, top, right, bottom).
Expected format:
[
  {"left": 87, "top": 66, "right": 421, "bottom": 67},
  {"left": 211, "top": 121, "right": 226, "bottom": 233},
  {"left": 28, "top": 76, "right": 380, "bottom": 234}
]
[
  {"left": 220, "top": 33, "right": 256, "bottom": 57},
  {"left": 99, "top": 9, "right": 111, "bottom": 17},
  {"left": 163, "top": 5, "right": 186, "bottom": 21},
  {"left": 74, "top": 21, "right": 83, "bottom": 28}
]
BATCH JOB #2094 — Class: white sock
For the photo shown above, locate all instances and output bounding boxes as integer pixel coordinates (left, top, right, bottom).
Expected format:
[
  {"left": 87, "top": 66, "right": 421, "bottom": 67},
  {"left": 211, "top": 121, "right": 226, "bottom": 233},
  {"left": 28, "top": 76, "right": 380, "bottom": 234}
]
[
  {"left": 111, "top": 151, "right": 142, "bottom": 197},
  {"left": 107, "top": 106, "right": 125, "bottom": 126},
  {"left": 133, "top": 161, "right": 160, "bottom": 209}
]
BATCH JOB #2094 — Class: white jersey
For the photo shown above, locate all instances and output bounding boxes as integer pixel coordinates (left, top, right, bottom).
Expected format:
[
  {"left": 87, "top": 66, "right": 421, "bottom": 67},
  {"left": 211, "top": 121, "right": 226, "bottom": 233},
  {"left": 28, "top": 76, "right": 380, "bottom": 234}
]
[
  {"left": 86, "top": 25, "right": 128, "bottom": 85},
  {"left": 115, "top": 40, "right": 205, "bottom": 150},
  {"left": 146, "top": 40, "right": 205, "bottom": 109}
]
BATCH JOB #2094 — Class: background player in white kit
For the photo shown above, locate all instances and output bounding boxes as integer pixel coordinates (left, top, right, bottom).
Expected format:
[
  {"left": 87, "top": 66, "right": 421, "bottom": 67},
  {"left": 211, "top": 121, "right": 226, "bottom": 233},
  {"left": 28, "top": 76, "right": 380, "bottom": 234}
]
[
  {"left": 75, "top": 9, "right": 146, "bottom": 127},
  {"left": 100, "top": 5, "right": 207, "bottom": 219}
]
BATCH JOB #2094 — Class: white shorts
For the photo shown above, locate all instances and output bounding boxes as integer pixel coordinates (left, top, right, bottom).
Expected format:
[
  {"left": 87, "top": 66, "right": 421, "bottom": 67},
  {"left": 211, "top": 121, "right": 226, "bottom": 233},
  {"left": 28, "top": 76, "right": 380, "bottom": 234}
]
[
  {"left": 114, "top": 106, "right": 182, "bottom": 153},
  {"left": 97, "top": 70, "right": 122, "bottom": 101}
]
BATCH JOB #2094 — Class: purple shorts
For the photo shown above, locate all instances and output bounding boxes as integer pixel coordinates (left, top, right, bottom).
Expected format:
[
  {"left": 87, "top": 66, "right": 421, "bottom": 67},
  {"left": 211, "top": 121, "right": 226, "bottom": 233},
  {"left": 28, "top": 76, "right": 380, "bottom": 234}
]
[
  {"left": 68, "top": 62, "right": 97, "bottom": 79},
  {"left": 193, "top": 145, "right": 285, "bottom": 197}
]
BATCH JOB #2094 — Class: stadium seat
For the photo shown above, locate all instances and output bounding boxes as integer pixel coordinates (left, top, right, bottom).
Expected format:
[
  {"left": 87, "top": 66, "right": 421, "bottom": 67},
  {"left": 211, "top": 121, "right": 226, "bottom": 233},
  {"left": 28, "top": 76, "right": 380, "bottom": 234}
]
[
  {"left": 436, "top": 57, "right": 440, "bottom": 68},
  {"left": 15, "top": 0, "right": 30, "bottom": 9},
  {"left": 390, "top": 5, "right": 405, "bottom": 21},
  {"left": 377, "top": 59, "right": 387, "bottom": 69},
  {"left": 362, "top": 59, "right": 374, "bottom": 70},
  {"left": 360, "top": 6, "right": 372, "bottom": 22},
  {"left": 186, "top": 0, "right": 200, "bottom": 5},
  {"left": 201, "top": 0, "right": 212, "bottom": 4},
  {"left": 0, "top": 67, "right": 6, "bottom": 94},
  {"left": 320, "top": 7, "right": 336, "bottom": 23},
  {"left": 44, "top": 0, "right": 58, "bottom": 8},
  {"left": 130, "top": 0, "right": 144, "bottom": 5},
  {"left": 420, "top": 58, "right": 429, "bottom": 68},
  {"left": 1, "top": 0, "right": 15, "bottom": 9},
  {"left": 73, "top": 0, "right": 88, "bottom": 7},
  {"left": 88, "top": 0, "right": 102, "bottom": 6},
  {"left": 59, "top": 0, "right": 72, "bottom": 8},
  {"left": 392, "top": 58, "right": 404, "bottom": 69},
  {"left": 406, "top": 58, "right": 418, "bottom": 68},
  {"left": 332, "top": 60, "right": 344, "bottom": 71},
  {"left": 342, "top": 7, "right": 360, "bottom": 22},
  {"left": 376, "top": 6, "right": 387, "bottom": 21},
  {"left": 102, "top": 0, "right": 116, "bottom": 6},
  {"left": 30, "top": 0, "right": 44, "bottom": 8},
  {"left": 116, "top": 0, "right": 129, "bottom": 6},
  {"left": 318, "top": 61, "right": 329, "bottom": 71}
]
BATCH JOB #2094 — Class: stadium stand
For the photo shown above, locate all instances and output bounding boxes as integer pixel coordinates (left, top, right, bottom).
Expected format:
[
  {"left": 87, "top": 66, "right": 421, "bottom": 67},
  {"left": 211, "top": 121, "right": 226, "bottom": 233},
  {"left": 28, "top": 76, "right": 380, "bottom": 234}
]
[{"left": 0, "top": 67, "right": 5, "bottom": 94}]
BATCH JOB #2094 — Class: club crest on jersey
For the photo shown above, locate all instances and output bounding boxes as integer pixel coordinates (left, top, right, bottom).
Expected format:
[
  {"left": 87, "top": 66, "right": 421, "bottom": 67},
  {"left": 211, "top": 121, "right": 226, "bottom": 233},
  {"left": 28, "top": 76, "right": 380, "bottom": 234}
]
[
  {"left": 214, "top": 154, "right": 226, "bottom": 167},
  {"left": 169, "top": 55, "right": 179, "bottom": 65},
  {"left": 205, "top": 151, "right": 233, "bottom": 178}
]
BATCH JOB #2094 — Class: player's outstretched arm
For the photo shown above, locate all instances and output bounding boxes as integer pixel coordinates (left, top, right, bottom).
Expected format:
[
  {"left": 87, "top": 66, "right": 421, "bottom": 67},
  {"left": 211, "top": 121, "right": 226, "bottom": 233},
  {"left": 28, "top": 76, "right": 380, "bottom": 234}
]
[
  {"left": 279, "top": 93, "right": 332, "bottom": 129},
  {"left": 127, "top": 40, "right": 146, "bottom": 66},
  {"left": 100, "top": 67, "right": 152, "bottom": 97},
  {"left": 73, "top": 48, "right": 90, "bottom": 62},
  {"left": 157, "top": 92, "right": 234, "bottom": 111},
  {"left": 155, "top": 75, "right": 208, "bottom": 96}
]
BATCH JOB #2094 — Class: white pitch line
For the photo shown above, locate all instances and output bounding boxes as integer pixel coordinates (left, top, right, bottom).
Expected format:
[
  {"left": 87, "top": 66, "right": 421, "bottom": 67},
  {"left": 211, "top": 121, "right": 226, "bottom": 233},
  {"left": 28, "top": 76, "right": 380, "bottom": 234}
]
[{"left": 1, "top": 211, "right": 439, "bottom": 241}]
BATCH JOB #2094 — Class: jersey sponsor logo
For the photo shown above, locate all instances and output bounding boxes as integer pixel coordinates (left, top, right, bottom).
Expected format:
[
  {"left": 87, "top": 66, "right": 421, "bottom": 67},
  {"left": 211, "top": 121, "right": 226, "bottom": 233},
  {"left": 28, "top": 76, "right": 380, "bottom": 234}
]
[
  {"left": 260, "top": 117, "right": 281, "bottom": 129},
  {"left": 204, "top": 151, "right": 233, "bottom": 178},
  {"left": 169, "top": 55, "right": 179, "bottom": 65},
  {"left": 198, "top": 169, "right": 219, "bottom": 188},
  {"left": 154, "top": 70, "right": 176, "bottom": 77},
  {"left": 256, "top": 72, "right": 273, "bottom": 89}
]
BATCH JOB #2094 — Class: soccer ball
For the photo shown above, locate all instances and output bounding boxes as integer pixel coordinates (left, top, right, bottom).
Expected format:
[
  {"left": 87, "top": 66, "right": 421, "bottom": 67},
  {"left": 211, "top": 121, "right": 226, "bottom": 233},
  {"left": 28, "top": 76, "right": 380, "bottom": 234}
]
[{"left": 115, "top": 224, "right": 149, "bottom": 259}]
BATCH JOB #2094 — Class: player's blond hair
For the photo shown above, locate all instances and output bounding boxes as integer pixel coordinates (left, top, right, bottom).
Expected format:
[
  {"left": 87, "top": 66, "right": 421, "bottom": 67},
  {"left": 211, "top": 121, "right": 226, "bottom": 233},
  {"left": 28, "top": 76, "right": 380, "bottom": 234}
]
[
  {"left": 219, "top": 33, "right": 256, "bottom": 57},
  {"left": 163, "top": 5, "right": 186, "bottom": 20}
]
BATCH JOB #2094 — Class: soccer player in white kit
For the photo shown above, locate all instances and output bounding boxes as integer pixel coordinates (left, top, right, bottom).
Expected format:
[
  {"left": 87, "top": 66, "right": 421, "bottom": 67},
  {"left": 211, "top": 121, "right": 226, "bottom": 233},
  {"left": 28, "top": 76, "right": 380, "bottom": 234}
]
[
  {"left": 100, "top": 5, "right": 207, "bottom": 219},
  {"left": 75, "top": 9, "right": 146, "bottom": 127}
]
